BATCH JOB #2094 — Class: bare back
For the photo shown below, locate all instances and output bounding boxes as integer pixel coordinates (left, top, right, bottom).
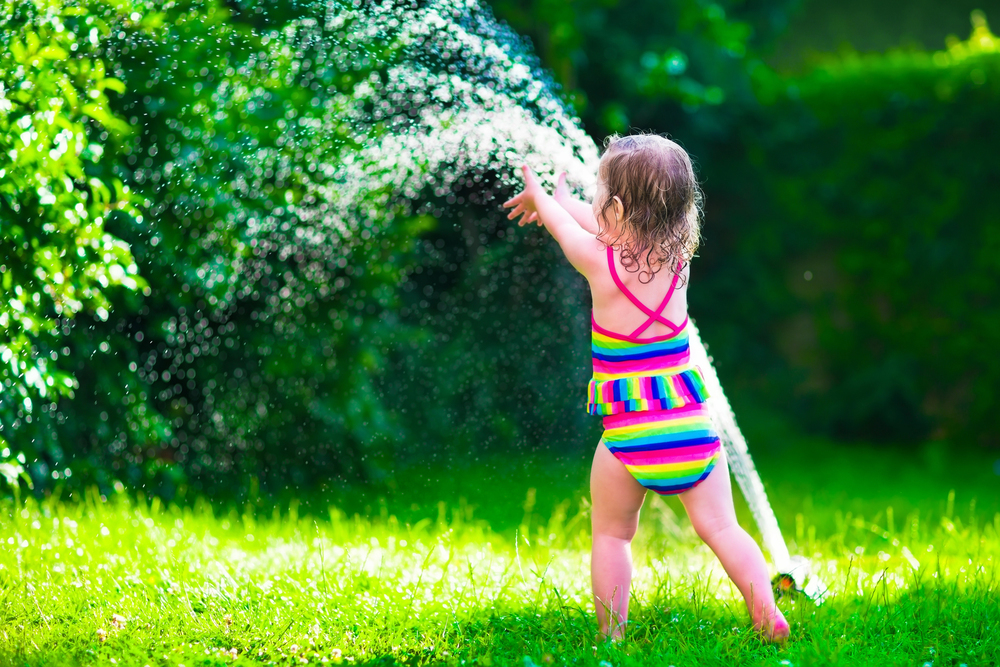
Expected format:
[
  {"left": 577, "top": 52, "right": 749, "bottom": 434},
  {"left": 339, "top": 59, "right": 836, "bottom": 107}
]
[{"left": 587, "top": 245, "right": 690, "bottom": 338}]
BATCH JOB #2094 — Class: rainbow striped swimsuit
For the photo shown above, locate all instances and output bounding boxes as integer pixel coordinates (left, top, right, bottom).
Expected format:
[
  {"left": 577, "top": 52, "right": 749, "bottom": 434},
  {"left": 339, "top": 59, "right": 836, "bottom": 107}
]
[{"left": 588, "top": 247, "right": 720, "bottom": 495}]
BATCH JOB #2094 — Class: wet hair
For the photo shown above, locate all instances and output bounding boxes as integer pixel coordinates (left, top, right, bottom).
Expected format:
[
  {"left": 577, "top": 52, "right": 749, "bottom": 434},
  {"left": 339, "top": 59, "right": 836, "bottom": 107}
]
[{"left": 596, "top": 133, "right": 703, "bottom": 283}]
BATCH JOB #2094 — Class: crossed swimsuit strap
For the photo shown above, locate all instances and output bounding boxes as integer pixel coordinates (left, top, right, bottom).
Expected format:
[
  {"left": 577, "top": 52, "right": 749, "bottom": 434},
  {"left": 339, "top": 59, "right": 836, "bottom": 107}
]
[{"left": 606, "top": 245, "right": 687, "bottom": 338}]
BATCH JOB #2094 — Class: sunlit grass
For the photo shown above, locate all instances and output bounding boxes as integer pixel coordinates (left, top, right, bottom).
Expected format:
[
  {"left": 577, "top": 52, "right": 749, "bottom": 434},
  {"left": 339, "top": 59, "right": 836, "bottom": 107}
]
[{"left": 2, "top": 440, "right": 999, "bottom": 667}]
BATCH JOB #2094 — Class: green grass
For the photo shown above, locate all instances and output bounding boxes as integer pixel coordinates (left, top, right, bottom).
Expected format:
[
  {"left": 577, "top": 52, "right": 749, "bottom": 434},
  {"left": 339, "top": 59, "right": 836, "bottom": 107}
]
[{"left": 1, "top": 434, "right": 999, "bottom": 667}]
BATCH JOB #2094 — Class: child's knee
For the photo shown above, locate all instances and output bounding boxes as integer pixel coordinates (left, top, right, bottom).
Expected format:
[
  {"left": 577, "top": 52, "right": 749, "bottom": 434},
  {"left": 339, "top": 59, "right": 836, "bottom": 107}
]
[
  {"left": 692, "top": 515, "right": 738, "bottom": 543},
  {"left": 592, "top": 513, "right": 640, "bottom": 542},
  {"left": 593, "top": 527, "right": 638, "bottom": 544}
]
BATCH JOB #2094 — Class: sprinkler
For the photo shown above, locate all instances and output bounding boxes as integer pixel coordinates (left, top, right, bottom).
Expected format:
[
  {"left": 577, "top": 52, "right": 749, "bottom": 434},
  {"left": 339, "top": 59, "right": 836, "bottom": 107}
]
[{"left": 687, "top": 320, "right": 830, "bottom": 604}]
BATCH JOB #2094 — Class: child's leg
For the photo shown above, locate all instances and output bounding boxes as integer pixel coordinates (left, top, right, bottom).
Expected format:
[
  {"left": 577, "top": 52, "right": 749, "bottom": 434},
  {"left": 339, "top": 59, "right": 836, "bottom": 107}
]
[
  {"left": 590, "top": 442, "right": 647, "bottom": 639},
  {"left": 678, "top": 450, "right": 789, "bottom": 641}
]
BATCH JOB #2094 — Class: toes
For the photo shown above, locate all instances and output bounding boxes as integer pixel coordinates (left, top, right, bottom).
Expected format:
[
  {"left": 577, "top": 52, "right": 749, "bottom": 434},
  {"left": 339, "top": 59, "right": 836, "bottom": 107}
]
[{"left": 757, "top": 613, "right": 790, "bottom": 644}]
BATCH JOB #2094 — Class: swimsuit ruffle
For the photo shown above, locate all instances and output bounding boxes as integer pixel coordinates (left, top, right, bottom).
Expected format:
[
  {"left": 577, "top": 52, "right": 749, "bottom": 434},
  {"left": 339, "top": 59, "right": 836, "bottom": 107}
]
[{"left": 587, "top": 366, "right": 710, "bottom": 416}]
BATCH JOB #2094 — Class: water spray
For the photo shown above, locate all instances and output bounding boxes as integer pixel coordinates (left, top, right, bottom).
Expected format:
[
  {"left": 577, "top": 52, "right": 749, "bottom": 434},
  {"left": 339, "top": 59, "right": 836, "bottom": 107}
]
[
  {"left": 687, "top": 320, "right": 829, "bottom": 603},
  {"left": 273, "top": 0, "right": 829, "bottom": 603}
]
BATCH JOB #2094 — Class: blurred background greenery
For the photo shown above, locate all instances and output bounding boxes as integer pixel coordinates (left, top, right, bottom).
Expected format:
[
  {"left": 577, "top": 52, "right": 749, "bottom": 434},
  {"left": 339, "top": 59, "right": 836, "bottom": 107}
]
[{"left": 2, "top": 0, "right": 999, "bottom": 504}]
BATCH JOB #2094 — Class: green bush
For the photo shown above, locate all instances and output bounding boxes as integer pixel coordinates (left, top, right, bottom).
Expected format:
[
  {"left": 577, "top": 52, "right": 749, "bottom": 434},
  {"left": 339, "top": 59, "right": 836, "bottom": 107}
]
[
  {"left": 9, "top": 0, "right": 584, "bottom": 500},
  {"left": 9, "top": 0, "right": 999, "bottom": 504},
  {"left": 701, "top": 14, "right": 1000, "bottom": 443},
  {"left": 487, "top": 0, "right": 799, "bottom": 135},
  {"left": 0, "top": 0, "right": 419, "bottom": 497},
  {"left": 56, "top": 0, "right": 420, "bottom": 498},
  {"left": 0, "top": 0, "right": 146, "bottom": 454}
]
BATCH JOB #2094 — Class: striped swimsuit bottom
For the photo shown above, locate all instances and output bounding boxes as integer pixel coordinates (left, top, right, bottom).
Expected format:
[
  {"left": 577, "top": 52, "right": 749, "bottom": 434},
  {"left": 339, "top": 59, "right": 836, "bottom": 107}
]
[
  {"left": 588, "top": 246, "right": 721, "bottom": 496},
  {"left": 599, "top": 404, "right": 720, "bottom": 495}
]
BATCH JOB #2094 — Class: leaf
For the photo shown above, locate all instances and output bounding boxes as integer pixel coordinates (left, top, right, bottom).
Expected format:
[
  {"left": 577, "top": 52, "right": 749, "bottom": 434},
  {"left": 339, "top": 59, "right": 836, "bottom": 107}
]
[
  {"left": 55, "top": 73, "right": 80, "bottom": 109},
  {"left": 87, "top": 177, "right": 111, "bottom": 205},
  {"left": 100, "top": 78, "right": 126, "bottom": 95},
  {"left": 81, "top": 102, "right": 130, "bottom": 134},
  {"left": 25, "top": 31, "right": 40, "bottom": 57},
  {"left": 10, "top": 38, "right": 25, "bottom": 62},
  {"left": 38, "top": 46, "right": 69, "bottom": 61}
]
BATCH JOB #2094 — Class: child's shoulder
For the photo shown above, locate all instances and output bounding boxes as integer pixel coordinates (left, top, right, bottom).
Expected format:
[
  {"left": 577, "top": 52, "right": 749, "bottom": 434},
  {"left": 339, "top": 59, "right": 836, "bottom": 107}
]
[
  {"left": 563, "top": 233, "right": 611, "bottom": 281},
  {"left": 590, "top": 251, "right": 692, "bottom": 298}
]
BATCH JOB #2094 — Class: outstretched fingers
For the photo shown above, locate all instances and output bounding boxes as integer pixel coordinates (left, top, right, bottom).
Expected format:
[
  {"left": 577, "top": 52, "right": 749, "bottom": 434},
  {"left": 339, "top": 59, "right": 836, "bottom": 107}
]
[
  {"left": 554, "top": 171, "right": 569, "bottom": 200},
  {"left": 506, "top": 203, "right": 538, "bottom": 226},
  {"left": 521, "top": 163, "right": 539, "bottom": 185},
  {"left": 502, "top": 192, "right": 523, "bottom": 209},
  {"left": 503, "top": 165, "right": 544, "bottom": 226}
]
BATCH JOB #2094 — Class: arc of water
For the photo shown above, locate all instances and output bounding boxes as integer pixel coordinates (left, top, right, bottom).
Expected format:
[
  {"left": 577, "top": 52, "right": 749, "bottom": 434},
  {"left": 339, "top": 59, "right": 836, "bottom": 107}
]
[
  {"left": 686, "top": 320, "right": 793, "bottom": 574},
  {"left": 274, "top": 0, "right": 823, "bottom": 598}
]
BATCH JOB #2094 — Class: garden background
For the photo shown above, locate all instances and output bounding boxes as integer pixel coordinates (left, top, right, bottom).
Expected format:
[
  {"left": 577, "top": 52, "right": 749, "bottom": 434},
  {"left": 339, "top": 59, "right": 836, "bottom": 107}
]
[{"left": 1, "top": 0, "right": 999, "bottom": 665}]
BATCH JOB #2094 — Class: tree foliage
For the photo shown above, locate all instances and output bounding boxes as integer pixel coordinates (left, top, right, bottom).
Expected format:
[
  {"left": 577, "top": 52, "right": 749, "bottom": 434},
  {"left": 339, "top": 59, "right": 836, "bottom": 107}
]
[
  {"left": 487, "top": 0, "right": 800, "bottom": 138},
  {"left": 0, "top": 1, "right": 146, "bottom": 452},
  {"left": 488, "top": 1, "right": 1000, "bottom": 448},
  {"left": 733, "top": 14, "right": 1000, "bottom": 441},
  {"left": 3, "top": 0, "right": 999, "bottom": 501}
]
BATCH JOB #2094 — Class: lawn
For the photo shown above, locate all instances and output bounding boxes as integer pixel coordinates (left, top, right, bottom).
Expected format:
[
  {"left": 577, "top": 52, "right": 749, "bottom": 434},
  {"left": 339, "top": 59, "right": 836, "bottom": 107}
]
[{"left": 1, "top": 420, "right": 998, "bottom": 667}]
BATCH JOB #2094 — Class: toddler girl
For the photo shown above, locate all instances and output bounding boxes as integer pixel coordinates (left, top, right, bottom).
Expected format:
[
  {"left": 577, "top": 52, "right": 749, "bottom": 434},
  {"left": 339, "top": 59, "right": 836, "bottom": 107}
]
[{"left": 503, "top": 134, "right": 790, "bottom": 642}]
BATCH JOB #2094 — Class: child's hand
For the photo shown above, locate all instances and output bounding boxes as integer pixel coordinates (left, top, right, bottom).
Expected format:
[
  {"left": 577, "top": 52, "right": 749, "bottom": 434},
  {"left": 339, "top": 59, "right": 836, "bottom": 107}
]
[
  {"left": 552, "top": 171, "right": 570, "bottom": 206},
  {"left": 503, "top": 165, "right": 546, "bottom": 227}
]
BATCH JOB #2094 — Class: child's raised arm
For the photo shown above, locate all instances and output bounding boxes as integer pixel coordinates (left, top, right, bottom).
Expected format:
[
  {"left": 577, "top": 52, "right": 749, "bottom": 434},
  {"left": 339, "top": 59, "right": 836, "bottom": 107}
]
[
  {"left": 553, "top": 172, "right": 600, "bottom": 235},
  {"left": 503, "top": 166, "right": 602, "bottom": 277}
]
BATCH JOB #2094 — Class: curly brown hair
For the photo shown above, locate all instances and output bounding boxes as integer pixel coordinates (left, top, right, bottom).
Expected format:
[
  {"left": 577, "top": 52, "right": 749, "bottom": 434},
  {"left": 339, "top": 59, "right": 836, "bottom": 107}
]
[{"left": 595, "top": 133, "right": 703, "bottom": 284}]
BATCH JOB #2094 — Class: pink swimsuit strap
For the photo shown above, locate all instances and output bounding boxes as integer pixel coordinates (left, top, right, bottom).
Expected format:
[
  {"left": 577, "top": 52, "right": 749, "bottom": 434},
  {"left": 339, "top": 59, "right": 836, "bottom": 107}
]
[{"left": 606, "top": 245, "right": 684, "bottom": 338}]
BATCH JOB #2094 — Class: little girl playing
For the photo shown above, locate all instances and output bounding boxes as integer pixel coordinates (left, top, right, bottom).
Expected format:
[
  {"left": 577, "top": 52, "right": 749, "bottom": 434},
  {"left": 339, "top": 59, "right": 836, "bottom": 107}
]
[{"left": 503, "top": 134, "right": 790, "bottom": 642}]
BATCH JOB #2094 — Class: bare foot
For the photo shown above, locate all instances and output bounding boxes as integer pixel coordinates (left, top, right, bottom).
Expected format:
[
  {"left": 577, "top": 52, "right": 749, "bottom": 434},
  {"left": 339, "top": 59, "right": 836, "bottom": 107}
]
[
  {"left": 595, "top": 627, "right": 624, "bottom": 644},
  {"left": 755, "top": 608, "right": 790, "bottom": 644}
]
